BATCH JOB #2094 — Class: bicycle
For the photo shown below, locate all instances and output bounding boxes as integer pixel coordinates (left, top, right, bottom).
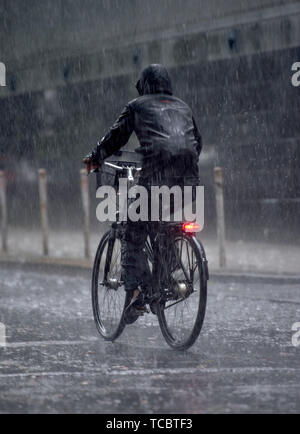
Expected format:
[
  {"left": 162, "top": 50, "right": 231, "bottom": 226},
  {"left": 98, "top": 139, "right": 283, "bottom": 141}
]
[{"left": 91, "top": 156, "right": 209, "bottom": 351}]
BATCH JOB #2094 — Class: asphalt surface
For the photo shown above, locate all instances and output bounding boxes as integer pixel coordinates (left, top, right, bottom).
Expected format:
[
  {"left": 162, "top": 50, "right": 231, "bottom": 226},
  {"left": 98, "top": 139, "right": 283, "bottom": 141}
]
[{"left": 0, "top": 262, "right": 299, "bottom": 414}]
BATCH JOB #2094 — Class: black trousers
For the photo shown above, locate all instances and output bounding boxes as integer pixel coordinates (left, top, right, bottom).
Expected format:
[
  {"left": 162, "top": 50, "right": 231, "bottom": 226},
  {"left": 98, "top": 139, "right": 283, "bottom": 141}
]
[{"left": 121, "top": 221, "right": 152, "bottom": 292}]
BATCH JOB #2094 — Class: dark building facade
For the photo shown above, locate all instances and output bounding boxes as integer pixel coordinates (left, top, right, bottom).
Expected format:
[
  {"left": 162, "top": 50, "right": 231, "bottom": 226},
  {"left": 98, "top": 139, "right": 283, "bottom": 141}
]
[{"left": 0, "top": 0, "right": 299, "bottom": 241}]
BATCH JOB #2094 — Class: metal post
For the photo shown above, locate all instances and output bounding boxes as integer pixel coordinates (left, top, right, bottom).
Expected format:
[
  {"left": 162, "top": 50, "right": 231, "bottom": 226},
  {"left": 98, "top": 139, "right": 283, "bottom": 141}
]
[
  {"left": 38, "top": 169, "right": 49, "bottom": 256},
  {"left": 0, "top": 322, "right": 6, "bottom": 348},
  {"left": 214, "top": 167, "right": 226, "bottom": 268},
  {"left": 0, "top": 171, "right": 8, "bottom": 253},
  {"left": 80, "top": 169, "right": 90, "bottom": 259}
]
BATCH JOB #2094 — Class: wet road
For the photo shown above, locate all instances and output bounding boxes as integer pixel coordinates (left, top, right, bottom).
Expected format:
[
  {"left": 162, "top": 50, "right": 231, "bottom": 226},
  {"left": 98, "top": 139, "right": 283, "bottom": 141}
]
[{"left": 0, "top": 263, "right": 299, "bottom": 414}]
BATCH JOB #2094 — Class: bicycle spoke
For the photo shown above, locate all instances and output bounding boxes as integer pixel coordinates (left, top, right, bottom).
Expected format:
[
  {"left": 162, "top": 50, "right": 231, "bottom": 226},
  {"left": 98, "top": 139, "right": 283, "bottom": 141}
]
[{"left": 186, "top": 242, "right": 191, "bottom": 272}]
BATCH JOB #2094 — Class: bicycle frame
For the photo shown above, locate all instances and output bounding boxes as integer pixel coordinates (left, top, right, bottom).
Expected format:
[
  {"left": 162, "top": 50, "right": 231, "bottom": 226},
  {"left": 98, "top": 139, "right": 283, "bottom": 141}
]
[
  {"left": 91, "top": 156, "right": 208, "bottom": 349},
  {"left": 102, "top": 157, "right": 208, "bottom": 305}
]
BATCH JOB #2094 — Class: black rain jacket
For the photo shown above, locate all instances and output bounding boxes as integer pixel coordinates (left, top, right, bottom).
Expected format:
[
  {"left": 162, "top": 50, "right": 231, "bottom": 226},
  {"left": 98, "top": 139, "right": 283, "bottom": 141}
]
[{"left": 90, "top": 64, "right": 202, "bottom": 185}]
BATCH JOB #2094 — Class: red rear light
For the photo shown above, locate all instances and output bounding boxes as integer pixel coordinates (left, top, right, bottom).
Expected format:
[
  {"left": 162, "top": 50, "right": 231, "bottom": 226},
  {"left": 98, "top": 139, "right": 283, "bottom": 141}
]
[{"left": 182, "top": 222, "right": 202, "bottom": 233}]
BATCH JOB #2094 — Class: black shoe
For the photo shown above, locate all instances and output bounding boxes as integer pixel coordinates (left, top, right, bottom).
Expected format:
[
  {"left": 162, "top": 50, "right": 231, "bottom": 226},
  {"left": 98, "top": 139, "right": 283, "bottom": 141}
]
[
  {"left": 123, "top": 308, "right": 140, "bottom": 325},
  {"left": 124, "top": 290, "right": 148, "bottom": 325}
]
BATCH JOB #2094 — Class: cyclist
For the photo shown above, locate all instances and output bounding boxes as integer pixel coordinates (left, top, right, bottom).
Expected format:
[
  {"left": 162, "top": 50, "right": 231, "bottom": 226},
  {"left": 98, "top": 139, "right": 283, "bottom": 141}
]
[{"left": 83, "top": 64, "right": 202, "bottom": 318}]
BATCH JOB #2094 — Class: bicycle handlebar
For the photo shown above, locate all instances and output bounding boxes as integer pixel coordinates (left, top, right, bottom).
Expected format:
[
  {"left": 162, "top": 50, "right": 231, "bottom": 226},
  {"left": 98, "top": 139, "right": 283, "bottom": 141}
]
[
  {"left": 104, "top": 161, "right": 142, "bottom": 182},
  {"left": 104, "top": 161, "right": 142, "bottom": 171}
]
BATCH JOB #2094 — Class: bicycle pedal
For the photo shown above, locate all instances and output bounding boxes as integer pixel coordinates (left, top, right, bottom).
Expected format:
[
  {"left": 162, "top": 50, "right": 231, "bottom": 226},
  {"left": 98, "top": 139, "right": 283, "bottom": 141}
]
[{"left": 135, "top": 306, "right": 149, "bottom": 315}]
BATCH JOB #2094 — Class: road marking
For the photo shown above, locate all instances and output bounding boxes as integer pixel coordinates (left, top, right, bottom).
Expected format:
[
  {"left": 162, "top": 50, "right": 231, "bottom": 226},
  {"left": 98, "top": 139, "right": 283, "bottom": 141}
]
[
  {"left": 1, "top": 338, "right": 98, "bottom": 349},
  {"left": 0, "top": 366, "right": 299, "bottom": 379}
]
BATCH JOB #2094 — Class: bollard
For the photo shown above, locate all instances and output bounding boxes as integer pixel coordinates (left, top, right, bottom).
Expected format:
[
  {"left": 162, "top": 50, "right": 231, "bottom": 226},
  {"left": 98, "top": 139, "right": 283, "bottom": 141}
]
[
  {"left": 0, "top": 322, "right": 6, "bottom": 348},
  {"left": 0, "top": 171, "right": 8, "bottom": 253},
  {"left": 80, "top": 169, "right": 90, "bottom": 259},
  {"left": 214, "top": 167, "right": 226, "bottom": 268},
  {"left": 38, "top": 169, "right": 49, "bottom": 256}
]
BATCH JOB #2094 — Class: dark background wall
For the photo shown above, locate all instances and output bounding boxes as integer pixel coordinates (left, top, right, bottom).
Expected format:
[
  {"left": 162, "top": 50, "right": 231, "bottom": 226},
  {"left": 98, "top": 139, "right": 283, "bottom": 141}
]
[{"left": 0, "top": 0, "right": 299, "bottom": 241}]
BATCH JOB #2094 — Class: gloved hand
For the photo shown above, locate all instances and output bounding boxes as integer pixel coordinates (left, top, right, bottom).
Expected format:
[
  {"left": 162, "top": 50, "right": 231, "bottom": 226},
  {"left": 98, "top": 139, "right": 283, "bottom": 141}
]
[{"left": 83, "top": 155, "right": 100, "bottom": 174}]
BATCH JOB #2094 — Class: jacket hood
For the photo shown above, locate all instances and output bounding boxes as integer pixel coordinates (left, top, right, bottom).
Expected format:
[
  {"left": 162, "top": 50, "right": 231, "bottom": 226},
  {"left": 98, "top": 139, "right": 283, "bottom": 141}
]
[{"left": 136, "top": 64, "right": 173, "bottom": 96}]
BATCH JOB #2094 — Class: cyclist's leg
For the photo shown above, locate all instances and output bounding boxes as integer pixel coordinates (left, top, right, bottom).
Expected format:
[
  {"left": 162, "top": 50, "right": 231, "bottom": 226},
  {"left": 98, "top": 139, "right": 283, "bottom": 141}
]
[{"left": 121, "top": 221, "right": 151, "bottom": 299}]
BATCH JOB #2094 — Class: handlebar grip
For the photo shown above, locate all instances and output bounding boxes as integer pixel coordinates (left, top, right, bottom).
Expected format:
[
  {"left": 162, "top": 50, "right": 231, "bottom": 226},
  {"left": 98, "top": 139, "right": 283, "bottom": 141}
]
[{"left": 90, "top": 164, "right": 100, "bottom": 173}]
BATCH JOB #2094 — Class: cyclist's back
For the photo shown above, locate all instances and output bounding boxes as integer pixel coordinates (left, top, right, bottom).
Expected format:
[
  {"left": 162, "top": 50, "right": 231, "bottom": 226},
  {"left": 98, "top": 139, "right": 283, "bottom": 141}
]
[
  {"left": 130, "top": 93, "right": 201, "bottom": 185},
  {"left": 86, "top": 64, "right": 202, "bottom": 187}
]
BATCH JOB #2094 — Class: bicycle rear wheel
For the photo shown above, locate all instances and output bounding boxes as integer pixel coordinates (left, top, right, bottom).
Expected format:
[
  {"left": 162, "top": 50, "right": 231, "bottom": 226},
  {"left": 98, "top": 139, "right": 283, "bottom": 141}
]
[
  {"left": 157, "top": 233, "right": 207, "bottom": 351},
  {"left": 92, "top": 230, "right": 130, "bottom": 341}
]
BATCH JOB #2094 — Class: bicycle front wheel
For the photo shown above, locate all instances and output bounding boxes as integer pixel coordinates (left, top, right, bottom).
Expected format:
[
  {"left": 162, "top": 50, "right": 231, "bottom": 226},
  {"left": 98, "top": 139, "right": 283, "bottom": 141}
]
[
  {"left": 157, "top": 233, "right": 208, "bottom": 351},
  {"left": 92, "top": 230, "right": 130, "bottom": 341}
]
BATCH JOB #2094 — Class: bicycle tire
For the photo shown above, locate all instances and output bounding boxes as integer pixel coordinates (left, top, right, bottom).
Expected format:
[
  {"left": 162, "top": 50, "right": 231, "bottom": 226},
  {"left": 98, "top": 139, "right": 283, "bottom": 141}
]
[
  {"left": 92, "top": 230, "right": 130, "bottom": 341},
  {"left": 157, "top": 233, "right": 208, "bottom": 351}
]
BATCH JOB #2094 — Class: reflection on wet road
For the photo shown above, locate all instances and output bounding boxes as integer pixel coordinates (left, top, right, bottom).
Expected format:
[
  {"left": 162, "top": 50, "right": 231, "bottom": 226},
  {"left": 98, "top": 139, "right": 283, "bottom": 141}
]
[{"left": 0, "top": 263, "right": 299, "bottom": 413}]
